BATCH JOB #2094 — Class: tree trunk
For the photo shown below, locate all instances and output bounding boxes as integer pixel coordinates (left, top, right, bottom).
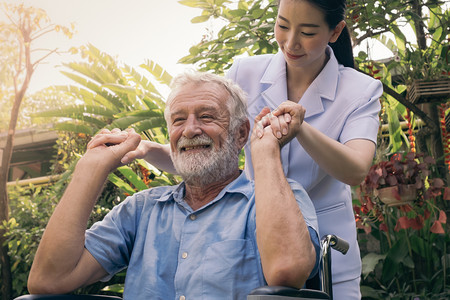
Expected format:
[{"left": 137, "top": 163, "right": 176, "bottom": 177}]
[
  {"left": 0, "top": 162, "right": 12, "bottom": 298},
  {"left": 0, "top": 54, "right": 33, "bottom": 300},
  {"left": 411, "top": 0, "right": 427, "bottom": 50}
]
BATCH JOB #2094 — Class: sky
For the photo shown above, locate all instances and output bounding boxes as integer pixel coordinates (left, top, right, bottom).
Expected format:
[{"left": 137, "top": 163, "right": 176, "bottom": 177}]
[{"left": 1, "top": 0, "right": 212, "bottom": 93}]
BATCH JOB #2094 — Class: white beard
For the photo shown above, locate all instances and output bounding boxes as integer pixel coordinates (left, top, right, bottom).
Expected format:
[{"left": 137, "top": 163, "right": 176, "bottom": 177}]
[{"left": 170, "top": 133, "right": 239, "bottom": 186}]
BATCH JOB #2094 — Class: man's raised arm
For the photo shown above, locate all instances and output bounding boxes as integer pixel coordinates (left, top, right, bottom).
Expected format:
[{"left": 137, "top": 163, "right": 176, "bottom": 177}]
[
  {"left": 28, "top": 128, "right": 141, "bottom": 294},
  {"left": 251, "top": 116, "right": 318, "bottom": 289}
]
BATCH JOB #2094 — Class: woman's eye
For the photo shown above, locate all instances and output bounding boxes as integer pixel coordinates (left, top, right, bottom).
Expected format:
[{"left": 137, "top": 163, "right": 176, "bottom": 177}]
[
  {"left": 302, "top": 32, "right": 315, "bottom": 36},
  {"left": 201, "top": 115, "right": 213, "bottom": 120},
  {"left": 278, "top": 24, "right": 288, "bottom": 30}
]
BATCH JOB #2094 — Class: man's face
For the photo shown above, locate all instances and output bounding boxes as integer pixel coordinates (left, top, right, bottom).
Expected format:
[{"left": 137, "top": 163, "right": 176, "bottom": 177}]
[{"left": 168, "top": 82, "right": 239, "bottom": 185}]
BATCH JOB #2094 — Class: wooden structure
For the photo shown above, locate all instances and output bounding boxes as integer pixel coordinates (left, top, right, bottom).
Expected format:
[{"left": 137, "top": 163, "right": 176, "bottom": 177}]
[
  {"left": 0, "top": 128, "right": 58, "bottom": 183},
  {"left": 407, "top": 79, "right": 450, "bottom": 104}
]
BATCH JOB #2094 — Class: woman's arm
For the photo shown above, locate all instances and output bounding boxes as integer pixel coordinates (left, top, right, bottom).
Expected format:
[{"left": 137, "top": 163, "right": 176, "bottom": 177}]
[
  {"left": 121, "top": 140, "right": 177, "bottom": 174},
  {"left": 296, "top": 121, "right": 375, "bottom": 186},
  {"left": 267, "top": 101, "right": 375, "bottom": 186}
]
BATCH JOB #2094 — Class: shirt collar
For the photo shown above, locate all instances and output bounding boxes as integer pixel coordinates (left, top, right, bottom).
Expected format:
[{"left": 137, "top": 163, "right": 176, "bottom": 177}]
[{"left": 157, "top": 171, "right": 254, "bottom": 212}]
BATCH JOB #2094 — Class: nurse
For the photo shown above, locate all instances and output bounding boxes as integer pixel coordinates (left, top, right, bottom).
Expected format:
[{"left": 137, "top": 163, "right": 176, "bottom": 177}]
[
  {"left": 122, "top": 0, "right": 383, "bottom": 298},
  {"left": 227, "top": 0, "right": 382, "bottom": 298}
]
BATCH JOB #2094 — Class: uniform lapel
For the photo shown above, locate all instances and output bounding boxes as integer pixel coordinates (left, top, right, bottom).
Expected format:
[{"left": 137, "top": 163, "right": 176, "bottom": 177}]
[
  {"left": 259, "top": 51, "right": 288, "bottom": 110},
  {"left": 258, "top": 51, "right": 291, "bottom": 176},
  {"left": 300, "top": 46, "right": 339, "bottom": 119}
]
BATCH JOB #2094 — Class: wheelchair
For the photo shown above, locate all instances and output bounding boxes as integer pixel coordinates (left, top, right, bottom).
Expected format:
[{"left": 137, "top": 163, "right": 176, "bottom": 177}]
[
  {"left": 247, "top": 234, "right": 349, "bottom": 299},
  {"left": 15, "top": 235, "right": 348, "bottom": 300}
]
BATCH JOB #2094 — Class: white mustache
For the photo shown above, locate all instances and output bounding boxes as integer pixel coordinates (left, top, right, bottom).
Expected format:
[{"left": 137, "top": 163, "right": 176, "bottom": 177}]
[{"left": 177, "top": 135, "right": 213, "bottom": 151}]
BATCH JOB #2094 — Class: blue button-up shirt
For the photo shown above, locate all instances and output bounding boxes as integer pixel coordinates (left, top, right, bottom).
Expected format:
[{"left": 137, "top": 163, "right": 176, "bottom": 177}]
[{"left": 85, "top": 172, "right": 319, "bottom": 300}]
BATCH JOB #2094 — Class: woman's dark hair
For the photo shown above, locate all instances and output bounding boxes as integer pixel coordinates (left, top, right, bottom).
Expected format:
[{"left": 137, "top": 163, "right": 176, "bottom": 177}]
[{"left": 277, "top": 0, "right": 355, "bottom": 68}]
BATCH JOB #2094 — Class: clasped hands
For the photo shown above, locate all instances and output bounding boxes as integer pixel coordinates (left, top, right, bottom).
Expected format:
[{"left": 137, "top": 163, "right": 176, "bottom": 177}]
[
  {"left": 252, "top": 101, "right": 306, "bottom": 148},
  {"left": 82, "top": 128, "right": 141, "bottom": 172}
]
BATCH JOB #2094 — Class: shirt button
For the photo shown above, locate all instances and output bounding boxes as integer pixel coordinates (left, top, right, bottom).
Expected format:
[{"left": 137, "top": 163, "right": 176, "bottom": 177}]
[
  {"left": 182, "top": 252, "right": 188, "bottom": 259},
  {"left": 189, "top": 214, "right": 197, "bottom": 221},
  {"left": 179, "top": 296, "right": 185, "bottom": 300}
]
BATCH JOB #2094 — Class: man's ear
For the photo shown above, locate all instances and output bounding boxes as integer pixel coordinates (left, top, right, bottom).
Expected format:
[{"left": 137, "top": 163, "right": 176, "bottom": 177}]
[
  {"left": 236, "top": 119, "right": 250, "bottom": 150},
  {"left": 329, "top": 20, "right": 346, "bottom": 43}
]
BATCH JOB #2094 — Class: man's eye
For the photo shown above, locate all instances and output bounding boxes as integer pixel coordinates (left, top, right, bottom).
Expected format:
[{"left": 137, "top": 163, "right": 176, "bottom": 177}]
[
  {"left": 302, "top": 32, "right": 315, "bottom": 36},
  {"left": 201, "top": 115, "right": 213, "bottom": 119},
  {"left": 173, "top": 118, "right": 185, "bottom": 124}
]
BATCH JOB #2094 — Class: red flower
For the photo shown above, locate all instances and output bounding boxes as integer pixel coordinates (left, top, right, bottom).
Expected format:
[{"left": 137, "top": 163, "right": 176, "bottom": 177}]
[
  {"left": 444, "top": 187, "right": 450, "bottom": 201},
  {"left": 395, "top": 216, "right": 410, "bottom": 231},
  {"left": 438, "top": 210, "right": 447, "bottom": 224},
  {"left": 410, "top": 215, "right": 424, "bottom": 230},
  {"left": 430, "top": 221, "right": 445, "bottom": 234}
]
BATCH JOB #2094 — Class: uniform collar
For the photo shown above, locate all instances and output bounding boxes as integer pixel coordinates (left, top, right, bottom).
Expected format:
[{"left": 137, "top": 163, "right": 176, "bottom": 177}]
[
  {"left": 298, "top": 46, "right": 339, "bottom": 118},
  {"left": 257, "top": 47, "right": 339, "bottom": 118},
  {"left": 260, "top": 51, "right": 286, "bottom": 84},
  {"left": 305, "top": 46, "right": 339, "bottom": 101}
]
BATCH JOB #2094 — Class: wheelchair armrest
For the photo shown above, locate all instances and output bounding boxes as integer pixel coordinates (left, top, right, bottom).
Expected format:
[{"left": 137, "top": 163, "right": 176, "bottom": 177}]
[
  {"left": 247, "top": 286, "right": 329, "bottom": 299},
  {"left": 14, "top": 295, "right": 122, "bottom": 300}
]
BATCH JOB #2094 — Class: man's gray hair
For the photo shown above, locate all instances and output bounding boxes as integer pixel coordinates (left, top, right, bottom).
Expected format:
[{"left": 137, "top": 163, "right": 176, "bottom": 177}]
[{"left": 164, "top": 71, "right": 248, "bottom": 132}]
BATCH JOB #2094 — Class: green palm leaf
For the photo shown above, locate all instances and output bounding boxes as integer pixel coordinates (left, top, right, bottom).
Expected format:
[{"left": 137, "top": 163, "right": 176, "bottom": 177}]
[{"left": 140, "top": 60, "right": 173, "bottom": 87}]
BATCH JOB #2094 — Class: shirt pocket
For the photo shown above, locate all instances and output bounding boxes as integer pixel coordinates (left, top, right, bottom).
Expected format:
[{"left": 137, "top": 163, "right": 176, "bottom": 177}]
[{"left": 202, "top": 239, "right": 263, "bottom": 300}]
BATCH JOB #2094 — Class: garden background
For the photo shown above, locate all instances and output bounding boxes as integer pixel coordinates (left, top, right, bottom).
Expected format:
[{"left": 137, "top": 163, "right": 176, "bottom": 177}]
[{"left": 1, "top": 0, "right": 449, "bottom": 299}]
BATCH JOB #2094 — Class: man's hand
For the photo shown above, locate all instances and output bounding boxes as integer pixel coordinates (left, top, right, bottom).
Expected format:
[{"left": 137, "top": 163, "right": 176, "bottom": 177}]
[{"left": 82, "top": 128, "right": 141, "bottom": 173}]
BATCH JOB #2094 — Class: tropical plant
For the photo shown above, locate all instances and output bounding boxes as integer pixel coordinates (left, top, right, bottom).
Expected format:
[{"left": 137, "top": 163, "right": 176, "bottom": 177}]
[
  {"left": 354, "top": 151, "right": 449, "bottom": 299},
  {"left": 360, "top": 152, "right": 443, "bottom": 204},
  {"left": 33, "top": 44, "right": 180, "bottom": 188},
  {"left": 34, "top": 44, "right": 170, "bottom": 138}
]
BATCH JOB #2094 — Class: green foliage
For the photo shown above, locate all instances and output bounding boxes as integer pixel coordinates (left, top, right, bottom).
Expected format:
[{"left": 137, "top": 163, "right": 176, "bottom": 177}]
[
  {"left": 179, "top": 0, "right": 279, "bottom": 73},
  {"left": 2, "top": 183, "right": 60, "bottom": 296},
  {"left": 33, "top": 44, "right": 180, "bottom": 195},
  {"left": 369, "top": 4, "right": 449, "bottom": 83},
  {"left": 33, "top": 44, "right": 170, "bottom": 144}
]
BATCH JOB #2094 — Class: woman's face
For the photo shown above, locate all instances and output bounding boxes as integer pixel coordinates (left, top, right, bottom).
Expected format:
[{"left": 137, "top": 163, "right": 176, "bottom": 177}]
[{"left": 275, "top": 0, "right": 343, "bottom": 71}]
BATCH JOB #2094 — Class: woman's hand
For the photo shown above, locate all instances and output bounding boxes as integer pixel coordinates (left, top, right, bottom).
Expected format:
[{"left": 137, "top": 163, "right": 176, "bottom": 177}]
[
  {"left": 254, "top": 107, "right": 291, "bottom": 139},
  {"left": 254, "top": 101, "right": 306, "bottom": 147}
]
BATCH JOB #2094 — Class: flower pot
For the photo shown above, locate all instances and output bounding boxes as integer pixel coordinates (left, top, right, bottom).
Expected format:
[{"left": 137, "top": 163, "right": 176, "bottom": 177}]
[{"left": 376, "top": 184, "right": 417, "bottom": 207}]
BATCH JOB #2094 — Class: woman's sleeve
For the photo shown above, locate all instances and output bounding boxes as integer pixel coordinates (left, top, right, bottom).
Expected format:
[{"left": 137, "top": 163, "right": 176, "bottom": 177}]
[{"left": 340, "top": 79, "right": 383, "bottom": 145}]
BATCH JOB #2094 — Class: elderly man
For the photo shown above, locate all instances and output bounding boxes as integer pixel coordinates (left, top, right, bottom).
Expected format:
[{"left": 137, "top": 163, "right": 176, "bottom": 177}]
[{"left": 28, "top": 72, "right": 319, "bottom": 299}]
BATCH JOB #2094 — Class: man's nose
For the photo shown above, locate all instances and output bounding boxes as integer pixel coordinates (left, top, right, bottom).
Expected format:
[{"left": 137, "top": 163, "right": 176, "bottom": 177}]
[{"left": 182, "top": 116, "right": 203, "bottom": 139}]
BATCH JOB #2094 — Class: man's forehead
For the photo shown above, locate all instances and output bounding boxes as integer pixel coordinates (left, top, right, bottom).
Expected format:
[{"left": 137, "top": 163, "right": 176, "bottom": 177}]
[
  {"left": 169, "top": 102, "right": 222, "bottom": 115},
  {"left": 170, "top": 83, "right": 229, "bottom": 112}
]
